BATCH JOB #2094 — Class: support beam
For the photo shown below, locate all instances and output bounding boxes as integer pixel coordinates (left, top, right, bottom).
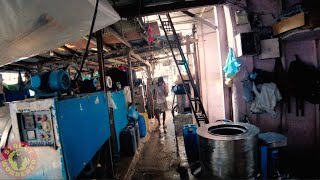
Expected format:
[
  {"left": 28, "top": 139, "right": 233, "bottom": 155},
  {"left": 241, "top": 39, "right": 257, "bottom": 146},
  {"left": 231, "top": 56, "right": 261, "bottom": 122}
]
[
  {"left": 182, "top": 10, "right": 217, "bottom": 30},
  {"left": 215, "top": 6, "right": 231, "bottom": 119},
  {"left": 192, "top": 24, "right": 201, "bottom": 95},
  {"left": 104, "top": 27, "right": 151, "bottom": 67},
  {"left": 136, "top": 18, "right": 149, "bottom": 42},
  {"left": 83, "top": 36, "right": 111, "bottom": 52},
  {"left": 115, "top": 0, "right": 224, "bottom": 18},
  {"left": 62, "top": 46, "right": 82, "bottom": 56},
  {"left": 106, "top": 27, "right": 132, "bottom": 48},
  {"left": 129, "top": 50, "right": 151, "bottom": 67},
  {"left": 96, "top": 30, "right": 107, "bottom": 92},
  {"left": 52, "top": 51, "right": 72, "bottom": 59},
  {"left": 37, "top": 62, "right": 44, "bottom": 72},
  {"left": 127, "top": 49, "right": 135, "bottom": 104}
]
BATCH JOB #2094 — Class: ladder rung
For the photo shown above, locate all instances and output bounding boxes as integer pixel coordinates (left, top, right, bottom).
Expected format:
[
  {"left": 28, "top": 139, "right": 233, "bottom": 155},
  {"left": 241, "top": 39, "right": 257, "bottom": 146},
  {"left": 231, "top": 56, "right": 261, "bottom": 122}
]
[
  {"left": 169, "top": 40, "right": 179, "bottom": 48},
  {"left": 182, "top": 79, "right": 191, "bottom": 83},
  {"left": 162, "top": 21, "right": 173, "bottom": 31},
  {"left": 196, "top": 114, "right": 206, "bottom": 118},
  {"left": 160, "top": 13, "right": 209, "bottom": 126},
  {"left": 176, "top": 60, "right": 186, "bottom": 65},
  {"left": 196, "top": 116, "right": 206, "bottom": 120},
  {"left": 190, "top": 98, "right": 199, "bottom": 101},
  {"left": 196, "top": 116, "right": 207, "bottom": 120}
]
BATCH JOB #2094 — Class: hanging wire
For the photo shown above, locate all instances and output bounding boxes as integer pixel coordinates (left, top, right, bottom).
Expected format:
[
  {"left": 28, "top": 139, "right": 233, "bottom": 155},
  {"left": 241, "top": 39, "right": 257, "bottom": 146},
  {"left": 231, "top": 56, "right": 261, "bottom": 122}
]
[{"left": 76, "top": 0, "right": 100, "bottom": 80}]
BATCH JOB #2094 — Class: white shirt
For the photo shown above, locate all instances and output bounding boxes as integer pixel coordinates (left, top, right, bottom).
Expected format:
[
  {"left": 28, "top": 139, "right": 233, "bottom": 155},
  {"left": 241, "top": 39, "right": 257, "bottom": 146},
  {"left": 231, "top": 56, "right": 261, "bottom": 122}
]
[{"left": 154, "top": 83, "right": 168, "bottom": 104}]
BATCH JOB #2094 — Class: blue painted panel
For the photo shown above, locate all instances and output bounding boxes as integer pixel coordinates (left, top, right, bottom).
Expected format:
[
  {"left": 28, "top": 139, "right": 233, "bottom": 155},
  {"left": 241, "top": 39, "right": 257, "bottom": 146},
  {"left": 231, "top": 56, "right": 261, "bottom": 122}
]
[
  {"left": 112, "top": 91, "right": 128, "bottom": 152},
  {"left": 56, "top": 92, "right": 110, "bottom": 179}
]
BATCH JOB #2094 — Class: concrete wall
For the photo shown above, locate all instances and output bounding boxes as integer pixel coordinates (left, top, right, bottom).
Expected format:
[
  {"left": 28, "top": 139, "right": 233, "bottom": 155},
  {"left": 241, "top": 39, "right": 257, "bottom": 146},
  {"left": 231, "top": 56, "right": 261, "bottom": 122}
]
[{"left": 197, "top": 13, "right": 225, "bottom": 122}]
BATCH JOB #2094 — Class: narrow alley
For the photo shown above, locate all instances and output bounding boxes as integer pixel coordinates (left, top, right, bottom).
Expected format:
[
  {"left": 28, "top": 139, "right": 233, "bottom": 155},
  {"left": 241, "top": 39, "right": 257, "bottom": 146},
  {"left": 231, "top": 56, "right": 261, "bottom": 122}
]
[{"left": 132, "top": 111, "right": 181, "bottom": 180}]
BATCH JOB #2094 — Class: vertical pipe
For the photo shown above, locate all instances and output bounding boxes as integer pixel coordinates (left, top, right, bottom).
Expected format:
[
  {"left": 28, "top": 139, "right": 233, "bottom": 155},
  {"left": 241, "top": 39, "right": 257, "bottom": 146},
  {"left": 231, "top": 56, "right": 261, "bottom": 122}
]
[
  {"left": 37, "top": 62, "right": 43, "bottom": 73},
  {"left": 128, "top": 49, "right": 135, "bottom": 104},
  {"left": 146, "top": 66, "right": 154, "bottom": 118},
  {"left": 192, "top": 24, "right": 201, "bottom": 95},
  {"left": 96, "top": 30, "right": 106, "bottom": 92},
  {"left": 96, "top": 29, "right": 115, "bottom": 177},
  {"left": 315, "top": 39, "right": 320, "bottom": 146}
]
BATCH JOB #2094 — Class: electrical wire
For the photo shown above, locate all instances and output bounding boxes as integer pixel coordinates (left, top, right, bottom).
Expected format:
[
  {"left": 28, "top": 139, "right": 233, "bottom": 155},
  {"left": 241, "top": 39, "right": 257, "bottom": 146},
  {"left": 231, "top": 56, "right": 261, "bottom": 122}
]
[{"left": 76, "top": 0, "right": 100, "bottom": 80}]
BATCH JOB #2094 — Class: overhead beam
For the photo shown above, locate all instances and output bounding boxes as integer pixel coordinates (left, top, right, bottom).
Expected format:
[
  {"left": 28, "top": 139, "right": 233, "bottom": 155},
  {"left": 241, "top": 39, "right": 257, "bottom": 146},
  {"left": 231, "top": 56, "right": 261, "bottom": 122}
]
[
  {"left": 83, "top": 36, "right": 111, "bottom": 52},
  {"left": 105, "top": 27, "right": 132, "bottom": 48},
  {"left": 129, "top": 50, "right": 151, "bottom": 67},
  {"left": 182, "top": 10, "right": 217, "bottom": 30},
  {"left": 115, "top": 0, "right": 224, "bottom": 18},
  {"left": 104, "top": 27, "right": 150, "bottom": 67},
  {"left": 62, "top": 46, "right": 82, "bottom": 56},
  {"left": 52, "top": 51, "right": 72, "bottom": 59}
]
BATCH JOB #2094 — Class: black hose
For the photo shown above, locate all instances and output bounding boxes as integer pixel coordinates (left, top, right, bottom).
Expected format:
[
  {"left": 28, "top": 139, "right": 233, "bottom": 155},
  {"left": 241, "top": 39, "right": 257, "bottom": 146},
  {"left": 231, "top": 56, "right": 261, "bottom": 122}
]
[{"left": 76, "top": 0, "right": 100, "bottom": 80}]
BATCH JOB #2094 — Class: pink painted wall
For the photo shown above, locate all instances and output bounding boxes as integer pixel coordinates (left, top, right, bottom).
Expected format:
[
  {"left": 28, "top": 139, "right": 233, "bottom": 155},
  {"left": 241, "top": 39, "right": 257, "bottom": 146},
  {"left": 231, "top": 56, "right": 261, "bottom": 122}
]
[
  {"left": 223, "top": 0, "right": 320, "bottom": 176},
  {"left": 197, "top": 15, "right": 225, "bottom": 122},
  {"left": 283, "top": 40, "right": 318, "bottom": 151}
]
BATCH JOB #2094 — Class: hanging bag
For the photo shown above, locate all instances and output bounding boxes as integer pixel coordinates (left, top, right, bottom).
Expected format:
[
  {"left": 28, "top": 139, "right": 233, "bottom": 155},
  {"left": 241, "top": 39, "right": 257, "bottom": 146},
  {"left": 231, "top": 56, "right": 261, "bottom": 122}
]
[{"left": 223, "top": 48, "right": 241, "bottom": 79}]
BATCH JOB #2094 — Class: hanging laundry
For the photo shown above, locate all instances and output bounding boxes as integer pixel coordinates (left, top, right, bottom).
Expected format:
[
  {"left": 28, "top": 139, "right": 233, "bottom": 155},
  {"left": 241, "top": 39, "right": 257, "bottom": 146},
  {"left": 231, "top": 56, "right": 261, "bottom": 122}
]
[
  {"left": 249, "top": 69, "right": 274, "bottom": 85},
  {"left": 250, "top": 82, "right": 282, "bottom": 114},
  {"left": 147, "top": 24, "right": 154, "bottom": 45},
  {"left": 288, "top": 55, "right": 320, "bottom": 116},
  {"left": 223, "top": 48, "right": 241, "bottom": 84},
  {"left": 241, "top": 77, "right": 254, "bottom": 103},
  {"left": 117, "top": 65, "right": 126, "bottom": 71}
]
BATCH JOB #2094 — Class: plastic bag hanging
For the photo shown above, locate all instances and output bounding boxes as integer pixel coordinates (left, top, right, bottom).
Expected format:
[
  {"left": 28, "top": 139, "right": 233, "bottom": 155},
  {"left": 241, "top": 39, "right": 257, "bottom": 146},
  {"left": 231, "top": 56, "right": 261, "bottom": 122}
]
[
  {"left": 223, "top": 48, "right": 241, "bottom": 79},
  {"left": 128, "top": 105, "right": 139, "bottom": 120}
]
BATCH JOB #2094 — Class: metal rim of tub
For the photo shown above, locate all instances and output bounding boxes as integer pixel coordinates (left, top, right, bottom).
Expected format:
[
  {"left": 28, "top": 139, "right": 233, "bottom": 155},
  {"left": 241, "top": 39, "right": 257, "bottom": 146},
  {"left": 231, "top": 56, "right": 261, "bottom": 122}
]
[
  {"left": 208, "top": 124, "right": 248, "bottom": 136},
  {"left": 197, "top": 122, "right": 260, "bottom": 141}
]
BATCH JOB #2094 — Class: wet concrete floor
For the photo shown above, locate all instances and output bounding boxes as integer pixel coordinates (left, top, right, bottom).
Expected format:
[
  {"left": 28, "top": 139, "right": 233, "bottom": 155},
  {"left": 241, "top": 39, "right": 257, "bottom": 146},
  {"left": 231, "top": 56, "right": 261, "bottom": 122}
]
[{"left": 132, "top": 112, "right": 181, "bottom": 180}]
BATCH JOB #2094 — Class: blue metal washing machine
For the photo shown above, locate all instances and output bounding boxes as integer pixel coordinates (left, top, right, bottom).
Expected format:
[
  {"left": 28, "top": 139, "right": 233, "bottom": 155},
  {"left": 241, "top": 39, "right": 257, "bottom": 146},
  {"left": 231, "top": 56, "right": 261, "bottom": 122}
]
[{"left": 1, "top": 92, "right": 111, "bottom": 179}]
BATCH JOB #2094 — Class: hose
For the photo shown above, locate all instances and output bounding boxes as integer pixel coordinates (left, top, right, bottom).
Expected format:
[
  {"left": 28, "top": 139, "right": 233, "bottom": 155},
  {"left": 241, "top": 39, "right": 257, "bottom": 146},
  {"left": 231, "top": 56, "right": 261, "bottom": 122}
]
[{"left": 76, "top": 0, "right": 100, "bottom": 80}]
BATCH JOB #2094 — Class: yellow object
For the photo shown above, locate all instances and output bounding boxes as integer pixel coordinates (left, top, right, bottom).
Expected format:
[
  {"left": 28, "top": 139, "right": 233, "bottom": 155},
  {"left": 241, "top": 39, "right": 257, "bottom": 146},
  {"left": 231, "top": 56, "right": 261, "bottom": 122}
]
[{"left": 141, "top": 113, "right": 149, "bottom": 132}]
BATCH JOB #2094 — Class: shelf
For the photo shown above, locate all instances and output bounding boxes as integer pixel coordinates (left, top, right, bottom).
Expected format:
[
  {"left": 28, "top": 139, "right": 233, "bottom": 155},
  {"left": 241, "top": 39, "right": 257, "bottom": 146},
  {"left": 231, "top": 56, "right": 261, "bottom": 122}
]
[{"left": 280, "top": 27, "right": 320, "bottom": 41}]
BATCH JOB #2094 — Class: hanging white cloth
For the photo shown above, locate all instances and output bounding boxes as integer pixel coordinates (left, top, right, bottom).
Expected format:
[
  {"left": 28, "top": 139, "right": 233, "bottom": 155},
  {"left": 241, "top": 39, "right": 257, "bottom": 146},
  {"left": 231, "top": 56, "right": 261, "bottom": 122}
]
[{"left": 250, "top": 82, "right": 282, "bottom": 114}]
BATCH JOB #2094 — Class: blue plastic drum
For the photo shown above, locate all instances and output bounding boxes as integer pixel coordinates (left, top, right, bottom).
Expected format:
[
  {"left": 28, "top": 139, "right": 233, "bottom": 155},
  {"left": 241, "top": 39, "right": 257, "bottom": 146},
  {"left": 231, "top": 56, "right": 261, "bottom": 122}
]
[
  {"left": 183, "top": 124, "right": 199, "bottom": 162},
  {"left": 137, "top": 115, "right": 147, "bottom": 138}
]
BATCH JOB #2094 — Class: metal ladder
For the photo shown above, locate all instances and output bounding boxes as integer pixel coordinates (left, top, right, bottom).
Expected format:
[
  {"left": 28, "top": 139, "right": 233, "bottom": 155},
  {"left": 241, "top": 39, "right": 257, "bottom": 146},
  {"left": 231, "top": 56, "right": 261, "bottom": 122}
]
[{"left": 158, "top": 14, "right": 209, "bottom": 126}]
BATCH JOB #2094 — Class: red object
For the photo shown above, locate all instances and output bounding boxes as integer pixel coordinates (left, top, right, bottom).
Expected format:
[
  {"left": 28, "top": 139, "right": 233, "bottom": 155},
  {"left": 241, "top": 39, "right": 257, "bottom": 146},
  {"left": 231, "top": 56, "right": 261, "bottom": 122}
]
[
  {"left": 117, "top": 65, "right": 126, "bottom": 71},
  {"left": 42, "top": 115, "right": 47, "bottom": 121},
  {"left": 147, "top": 24, "right": 154, "bottom": 45}
]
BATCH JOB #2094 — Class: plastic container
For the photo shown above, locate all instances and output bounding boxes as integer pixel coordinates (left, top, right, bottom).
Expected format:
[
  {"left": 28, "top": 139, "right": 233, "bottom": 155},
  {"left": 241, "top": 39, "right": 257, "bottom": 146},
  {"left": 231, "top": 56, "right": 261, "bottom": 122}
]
[
  {"left": 137, "top": 115, "right": 147, "bottom": 137},
  {"left": 141, "top": 113, "right": 149, "bottom": 132},
  {"left": 120, "top": 125, "right": 137, "bottom": 157},
  {"left": 131, "top": 121, "right": 140, "bottom": 148},
  {"left": 128, "top": 105, "right": 139, "bottom": 120},
  {"left": 183, "top": 124, "right": 200, "bottom": 162},
  {"left": 172, "top": 84, "right": 190, "bottom": 95}
]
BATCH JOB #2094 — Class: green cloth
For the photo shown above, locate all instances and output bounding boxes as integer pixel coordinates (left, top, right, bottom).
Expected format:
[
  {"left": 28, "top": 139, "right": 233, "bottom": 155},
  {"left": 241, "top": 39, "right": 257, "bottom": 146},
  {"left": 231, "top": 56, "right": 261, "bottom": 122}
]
[{"left": 2, "top": 83, "right": 19, "bottom": 91}]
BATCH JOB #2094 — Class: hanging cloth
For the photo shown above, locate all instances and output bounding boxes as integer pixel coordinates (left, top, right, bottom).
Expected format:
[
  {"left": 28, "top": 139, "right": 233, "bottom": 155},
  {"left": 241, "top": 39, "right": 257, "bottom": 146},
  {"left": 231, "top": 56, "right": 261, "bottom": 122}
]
[
  {"left": 223, "top": 48, "right": 241, "bottom": 79},
  {"left": 250, "top": 82, "right": 282, "bottom": 114}
]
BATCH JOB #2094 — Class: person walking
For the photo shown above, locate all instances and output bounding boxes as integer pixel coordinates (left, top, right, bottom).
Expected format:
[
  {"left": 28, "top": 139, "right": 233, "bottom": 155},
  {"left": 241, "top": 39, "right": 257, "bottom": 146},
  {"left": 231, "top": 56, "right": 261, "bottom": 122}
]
[{"left": 154, "top": 77, "right": 169, "bottom": 128}]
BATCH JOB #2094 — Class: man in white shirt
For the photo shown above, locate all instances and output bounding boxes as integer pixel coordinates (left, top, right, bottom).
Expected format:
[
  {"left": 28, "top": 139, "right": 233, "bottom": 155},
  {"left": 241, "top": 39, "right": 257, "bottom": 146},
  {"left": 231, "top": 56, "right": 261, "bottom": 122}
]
[{"left": 154, "top": 77, "right": 169, "bottom": 128}]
